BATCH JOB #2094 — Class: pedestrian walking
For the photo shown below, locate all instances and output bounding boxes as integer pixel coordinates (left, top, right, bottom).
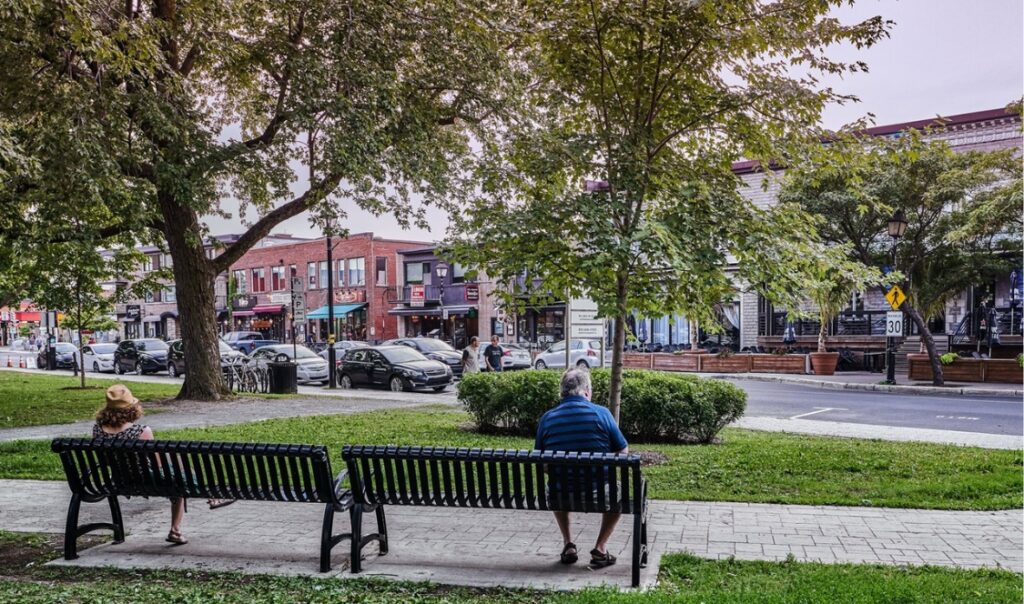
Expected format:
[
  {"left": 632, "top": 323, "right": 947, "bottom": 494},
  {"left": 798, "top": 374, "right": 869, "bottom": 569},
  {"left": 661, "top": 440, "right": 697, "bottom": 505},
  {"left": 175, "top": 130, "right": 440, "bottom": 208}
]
[
  {"left": 462, "top": 336, "right": 481, "bottom": 374},
  {"left": 483, "top": 335, "right": 503, "bottom": 372}
]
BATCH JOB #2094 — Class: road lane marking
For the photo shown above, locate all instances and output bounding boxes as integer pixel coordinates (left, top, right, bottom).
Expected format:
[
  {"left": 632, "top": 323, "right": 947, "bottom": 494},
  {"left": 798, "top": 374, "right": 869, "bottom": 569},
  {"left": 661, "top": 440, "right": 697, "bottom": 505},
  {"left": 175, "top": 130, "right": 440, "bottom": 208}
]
[
  {"left": 789, "top": 407, "right": 847, "bottom": 420},
  {"left": 936, "top": 415, "right": 979, "bottom": 421}
]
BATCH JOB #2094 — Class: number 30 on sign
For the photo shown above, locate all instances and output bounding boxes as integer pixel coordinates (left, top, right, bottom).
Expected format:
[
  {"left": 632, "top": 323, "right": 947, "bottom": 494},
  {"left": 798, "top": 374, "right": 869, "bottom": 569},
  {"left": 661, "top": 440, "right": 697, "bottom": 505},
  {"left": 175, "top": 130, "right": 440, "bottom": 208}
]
[{"left": 885, "top": 311, "right": 903, "bottom": 337}]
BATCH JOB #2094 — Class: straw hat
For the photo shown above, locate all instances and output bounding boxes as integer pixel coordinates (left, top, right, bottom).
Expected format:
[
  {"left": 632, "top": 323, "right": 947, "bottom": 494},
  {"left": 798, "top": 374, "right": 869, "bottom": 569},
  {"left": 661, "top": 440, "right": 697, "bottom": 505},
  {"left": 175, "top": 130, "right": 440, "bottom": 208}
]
[{"left": 104, "top": 384, "right": 140, "bottom": 409}]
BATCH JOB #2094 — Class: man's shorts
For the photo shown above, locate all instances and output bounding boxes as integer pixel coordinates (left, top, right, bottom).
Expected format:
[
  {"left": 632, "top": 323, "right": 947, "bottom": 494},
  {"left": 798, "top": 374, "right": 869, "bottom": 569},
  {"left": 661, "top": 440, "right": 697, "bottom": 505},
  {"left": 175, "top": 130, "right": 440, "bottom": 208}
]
[{"left": 546, "top": 481, "right": 622, "bottom": 512}]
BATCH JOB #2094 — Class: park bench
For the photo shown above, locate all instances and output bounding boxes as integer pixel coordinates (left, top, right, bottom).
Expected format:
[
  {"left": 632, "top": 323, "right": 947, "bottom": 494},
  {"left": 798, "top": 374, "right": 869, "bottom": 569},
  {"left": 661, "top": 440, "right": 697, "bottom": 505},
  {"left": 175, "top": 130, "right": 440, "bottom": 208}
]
[
  {"left": 50, "top": 438, "right": 386, "bottom": 572},
  {"left": 342, "top": 445, "right": 649, "bottom": 587}
]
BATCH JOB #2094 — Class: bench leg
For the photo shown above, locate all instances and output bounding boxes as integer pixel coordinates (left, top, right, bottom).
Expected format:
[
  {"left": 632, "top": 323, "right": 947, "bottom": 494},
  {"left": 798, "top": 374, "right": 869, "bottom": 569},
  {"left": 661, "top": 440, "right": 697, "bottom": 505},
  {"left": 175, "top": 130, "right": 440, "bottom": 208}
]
[
  {"left": 349, "top": 506, "right": 363, "bottom": 574},
  {"left": 375, "top": 505, "right": 388, "bottom": 555},
  {"left": 632, "top": 512, "right": 642, "bottom": 588},
  {"left": 320, "top": 504, "right": 335, "bottom": 573},
  {"left": 108, "top": 496, "right": 125, "bottom": 544},
  {"left": 63, "top": 493, "right": 82, "bottom": 560}
]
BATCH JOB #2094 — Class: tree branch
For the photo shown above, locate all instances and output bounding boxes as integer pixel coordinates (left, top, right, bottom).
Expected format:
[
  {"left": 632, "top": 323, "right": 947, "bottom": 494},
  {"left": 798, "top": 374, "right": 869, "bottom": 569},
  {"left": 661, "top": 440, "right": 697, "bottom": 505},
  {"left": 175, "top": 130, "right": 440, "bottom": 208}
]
[{"left": 212, "top": 172, "right": 343, "bottom": 273}]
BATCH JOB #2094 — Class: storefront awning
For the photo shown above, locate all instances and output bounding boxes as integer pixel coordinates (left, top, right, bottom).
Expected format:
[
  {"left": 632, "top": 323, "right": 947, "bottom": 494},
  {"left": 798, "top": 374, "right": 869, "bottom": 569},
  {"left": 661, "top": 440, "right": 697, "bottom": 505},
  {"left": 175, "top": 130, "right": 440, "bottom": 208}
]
[
  {"left": 253, "top": 304, "right": 284, "bottom": 314},
  {"left": 231, "top": 310, "right": 255, "bottom": 317},
  {"left": 142, "top": 315, "right": 161, "bottom": 322},
  {"left": 388, "top": 305, "right": 476, "bottom": 317},
  {"left": 160, "top": 311, "right": 178, "bottom": 320},
  {"left": 307, "top": 303, "right": 367, "bottom": 320},
  {"left": 15, "top": 311, "right": 40, "bottom": 322}
]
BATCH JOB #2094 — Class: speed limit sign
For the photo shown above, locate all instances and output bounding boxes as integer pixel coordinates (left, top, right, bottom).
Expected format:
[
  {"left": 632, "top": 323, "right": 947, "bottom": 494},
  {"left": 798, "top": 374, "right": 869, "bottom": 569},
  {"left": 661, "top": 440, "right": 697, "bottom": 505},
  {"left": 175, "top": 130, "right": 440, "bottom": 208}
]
[{"left": 885, "top": 311, "right": 904, "bottom": 337}]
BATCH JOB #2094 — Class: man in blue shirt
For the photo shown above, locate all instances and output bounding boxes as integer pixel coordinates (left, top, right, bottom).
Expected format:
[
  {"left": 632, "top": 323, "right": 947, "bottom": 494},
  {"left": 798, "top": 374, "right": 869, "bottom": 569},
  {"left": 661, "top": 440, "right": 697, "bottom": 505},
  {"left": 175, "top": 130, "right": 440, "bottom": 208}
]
[{"left": 535, "top": 368, "right": 628, "bottom": 569}]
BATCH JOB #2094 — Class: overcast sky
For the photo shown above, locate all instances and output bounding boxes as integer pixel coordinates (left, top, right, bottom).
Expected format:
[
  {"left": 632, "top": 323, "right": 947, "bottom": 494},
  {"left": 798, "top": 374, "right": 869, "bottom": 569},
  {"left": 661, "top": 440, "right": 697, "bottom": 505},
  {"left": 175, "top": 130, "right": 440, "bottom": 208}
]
[{"left": 202, "top": 0, "right": 1024, "bottom": 244}]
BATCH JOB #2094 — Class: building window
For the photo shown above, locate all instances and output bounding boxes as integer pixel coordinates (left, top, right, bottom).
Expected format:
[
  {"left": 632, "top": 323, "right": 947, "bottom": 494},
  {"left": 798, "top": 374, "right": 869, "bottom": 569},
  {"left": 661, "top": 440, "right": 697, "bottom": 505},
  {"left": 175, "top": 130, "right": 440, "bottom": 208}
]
[
  {"left": 232, "top": 269, "right": 247, "bottom": 294},
  {"left": 452, "top": 263, "right": 467, "bottom": 284},
  {"left": 251, "top": 268, "right": 266, "bottom": 293},
  {"left": 289, "top": 264, "right": 297, "bottom": 278},
  {"left": 307, "top": 262, "right": 317, "bottom": 289},
  {"left": 271, "top": 266, "right": 286, "bottom": 291},
  {"left": 336, "top": 259, "right": 345, "bottom": 287},
  {"left": 144, "top": 290, "right": 160, "bottom": 303},
  {"left": 142, "top": 256, "right": 155, "bottom": 272},
  {"left": 404, "top": 262, "right": 424, "bottom": 284},
  {"left": 161, "top": 253, "right": 173, "bottom": 269},
  {"left": 376, "top": 257, "right": 387, "bottom": 285},
  {"left": 347, "top": 257, "right": 365, "bottom": 286},
  {"left": 318, "top": 261, "right": 329, "bottom": 289},
  {"left": 164, "top": 287, "right": 176, "bottom": 303}
]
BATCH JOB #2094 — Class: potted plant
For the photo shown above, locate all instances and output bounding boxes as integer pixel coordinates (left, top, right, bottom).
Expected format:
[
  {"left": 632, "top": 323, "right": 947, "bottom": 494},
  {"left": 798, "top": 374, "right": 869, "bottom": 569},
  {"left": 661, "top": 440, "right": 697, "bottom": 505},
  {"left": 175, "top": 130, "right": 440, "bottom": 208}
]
[{"left": 801, "top": 246, "right": 883, "bottom": 376}]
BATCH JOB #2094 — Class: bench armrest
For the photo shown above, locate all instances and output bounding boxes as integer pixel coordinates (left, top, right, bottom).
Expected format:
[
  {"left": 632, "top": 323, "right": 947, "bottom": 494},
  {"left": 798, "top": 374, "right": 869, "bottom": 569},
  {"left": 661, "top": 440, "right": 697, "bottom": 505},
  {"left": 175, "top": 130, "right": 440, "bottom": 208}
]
[{"left": 332, "top": 469, "right": 349, "bottom": 497}]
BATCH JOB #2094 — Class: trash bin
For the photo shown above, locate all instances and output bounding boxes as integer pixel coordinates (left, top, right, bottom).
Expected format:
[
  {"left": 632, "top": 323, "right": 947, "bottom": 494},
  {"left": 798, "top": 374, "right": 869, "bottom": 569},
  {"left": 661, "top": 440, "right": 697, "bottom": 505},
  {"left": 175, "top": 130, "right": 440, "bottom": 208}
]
[{"left": 267, "top": 361, "right": 298, "bottom": 394}]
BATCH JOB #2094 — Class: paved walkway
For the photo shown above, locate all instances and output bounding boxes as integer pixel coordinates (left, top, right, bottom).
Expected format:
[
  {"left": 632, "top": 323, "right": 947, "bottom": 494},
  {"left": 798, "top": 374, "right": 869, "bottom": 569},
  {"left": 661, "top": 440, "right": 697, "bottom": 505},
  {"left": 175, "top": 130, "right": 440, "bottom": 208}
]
[{"left": 1, "top": 480, "right": 1020, "bottom": 590}]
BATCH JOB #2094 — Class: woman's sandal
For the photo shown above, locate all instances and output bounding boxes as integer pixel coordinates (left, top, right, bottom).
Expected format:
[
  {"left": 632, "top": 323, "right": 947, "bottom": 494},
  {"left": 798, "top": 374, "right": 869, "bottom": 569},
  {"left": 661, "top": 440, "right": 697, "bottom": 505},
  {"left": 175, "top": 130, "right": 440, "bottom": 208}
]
[
  {"left": 208, "top": 499, "right": 235, "bottom": 510},
  {"left": 559, "top": 542, "right": 578, "bottom": 565},
  {"left": 589, "top": 548, "right": 617, "bottom": 569},
  {"left": 166, "top": 530, "right": 188, "bottom": 545}
]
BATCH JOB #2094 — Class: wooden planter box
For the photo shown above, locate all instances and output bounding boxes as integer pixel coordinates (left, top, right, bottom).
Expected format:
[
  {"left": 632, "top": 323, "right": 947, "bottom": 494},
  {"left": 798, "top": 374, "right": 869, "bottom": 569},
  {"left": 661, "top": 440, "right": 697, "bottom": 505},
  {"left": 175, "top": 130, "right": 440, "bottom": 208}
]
[
  {"left": 652, "top": 353, "right": 700, "bottom": 372},
  {"left": 750, "top": 354, "right": 807, "bottom": 374},
  {"left": 908, "top": 354, "right": 984, "bottom": 382},
  {"left": 699, "top": 354, "right": 752, "bottom": 373},
  {"left": 622, "top": 353, "right": 653, "bottom": 370},
  {"left": 983, "top": 359, "right": 1023, "bottom": 384}
]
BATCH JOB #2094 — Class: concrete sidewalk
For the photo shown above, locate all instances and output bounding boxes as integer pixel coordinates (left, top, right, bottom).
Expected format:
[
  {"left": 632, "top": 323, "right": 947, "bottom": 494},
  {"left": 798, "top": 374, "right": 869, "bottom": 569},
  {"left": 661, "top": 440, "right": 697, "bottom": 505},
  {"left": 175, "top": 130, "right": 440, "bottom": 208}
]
[
  {"left": 1, "top": 479, "right": 1019, "bottom": 590},
  {"left": 704, "top": 370, "right": 1023, "bottom": 398}
]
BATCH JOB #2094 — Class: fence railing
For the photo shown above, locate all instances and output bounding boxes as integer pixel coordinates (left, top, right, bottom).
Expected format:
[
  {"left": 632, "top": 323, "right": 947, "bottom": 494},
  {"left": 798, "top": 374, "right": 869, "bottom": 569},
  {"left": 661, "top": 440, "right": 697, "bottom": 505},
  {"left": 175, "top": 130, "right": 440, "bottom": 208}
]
[{"left": 766, "top": 310, "right": 895, "bottom": 338}]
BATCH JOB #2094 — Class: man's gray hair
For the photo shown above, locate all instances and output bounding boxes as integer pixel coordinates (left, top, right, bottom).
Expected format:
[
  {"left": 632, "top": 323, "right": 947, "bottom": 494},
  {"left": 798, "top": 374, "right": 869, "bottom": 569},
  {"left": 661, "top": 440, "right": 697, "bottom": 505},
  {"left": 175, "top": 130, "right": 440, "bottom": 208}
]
[{"left": 560, "top": 367, "right": 592, "bottom": 399}]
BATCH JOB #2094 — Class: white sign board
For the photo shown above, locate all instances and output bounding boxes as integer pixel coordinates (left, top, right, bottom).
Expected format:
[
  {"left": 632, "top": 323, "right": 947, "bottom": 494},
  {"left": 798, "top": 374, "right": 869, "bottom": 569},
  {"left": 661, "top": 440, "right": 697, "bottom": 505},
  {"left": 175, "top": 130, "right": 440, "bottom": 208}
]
[
  {"left": 270, "top": 293, "right": 290, "bottom": 304},
  {"left": 570, "top": 323, "right": 605, "bottom": 338},
  {"left": 291, "top": 276, "right": 304, "bottom": 292},
  {"left": 885, "top": 311, "right": 903, "bottom": 337},
  {"left": 569, "top": 297, "right": 604, "bottom": 339},
  {"left": 292, "top": 295, "right": 306, "bottom": 322}
]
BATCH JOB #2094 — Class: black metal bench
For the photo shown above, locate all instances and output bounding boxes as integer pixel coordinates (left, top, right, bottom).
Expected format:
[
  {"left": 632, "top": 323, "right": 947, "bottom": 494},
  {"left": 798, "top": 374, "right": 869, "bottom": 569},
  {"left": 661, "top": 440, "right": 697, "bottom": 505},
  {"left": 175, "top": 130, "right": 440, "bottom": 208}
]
[
  {"left": 50, "top": 438, "right": 386, "bottom": 572},
  {"left": 342, "top": 445, "right": 649, "bottom": 587}
]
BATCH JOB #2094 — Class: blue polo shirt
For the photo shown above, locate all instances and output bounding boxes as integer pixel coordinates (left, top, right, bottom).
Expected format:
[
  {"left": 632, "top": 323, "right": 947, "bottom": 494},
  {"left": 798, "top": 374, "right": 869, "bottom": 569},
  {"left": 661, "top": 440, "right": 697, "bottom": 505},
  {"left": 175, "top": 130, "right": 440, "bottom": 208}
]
[{"left": 535, "top": 396, "right": 628, "bottom": 454}]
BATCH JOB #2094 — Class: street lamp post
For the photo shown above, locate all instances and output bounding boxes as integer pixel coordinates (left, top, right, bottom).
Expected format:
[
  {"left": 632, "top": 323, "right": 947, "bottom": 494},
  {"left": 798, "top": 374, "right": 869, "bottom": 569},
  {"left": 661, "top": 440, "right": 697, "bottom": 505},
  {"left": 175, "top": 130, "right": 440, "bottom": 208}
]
[
  {"left": 886, "top": 209, "right": 908, "bottom": 384},
  {"left": 326, "top": 222, "right": 337, "bottom": 389},
  {"left": 435, "top": 262, "right": 448, "bottom": 342}
]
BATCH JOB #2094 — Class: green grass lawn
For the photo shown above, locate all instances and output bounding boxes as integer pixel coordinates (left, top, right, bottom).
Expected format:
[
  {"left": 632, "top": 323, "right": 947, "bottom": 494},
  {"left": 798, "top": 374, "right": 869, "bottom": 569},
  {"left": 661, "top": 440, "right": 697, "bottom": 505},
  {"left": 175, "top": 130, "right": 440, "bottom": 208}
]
[
  {"left": 2, "top": 406, "right": 1020, "bottom": 510},
  {"left": 0, "top": 372, "right": 181, "bottom": 429},
  {"left": 0, "top": 532, "right": 1018, "bottom": 604}
]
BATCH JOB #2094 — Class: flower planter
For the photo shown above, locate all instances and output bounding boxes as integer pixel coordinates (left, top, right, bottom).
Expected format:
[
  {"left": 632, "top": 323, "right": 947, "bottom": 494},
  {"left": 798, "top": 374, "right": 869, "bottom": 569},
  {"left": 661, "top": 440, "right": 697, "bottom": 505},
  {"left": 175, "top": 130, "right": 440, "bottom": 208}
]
[
  {"left": 809, "top": 351, "right": 839, "bottom": 375},
  {"left": 984, "top": 359, "right": 1023, "bottom": 384},
  {"left": 622, "top": 352, "right": 653, "bottom": 370},
  {"left": 652, "top": 353, "right": 700, "bottom": 372},
  {"left": 750, "top": 354, "right": 807, "bottom": 374},
  {"left": 699, "top": 354, "right": 752, "bottom": 373},
  {"left": 907, "top": 354, "right": 984, "bottom": 382}
]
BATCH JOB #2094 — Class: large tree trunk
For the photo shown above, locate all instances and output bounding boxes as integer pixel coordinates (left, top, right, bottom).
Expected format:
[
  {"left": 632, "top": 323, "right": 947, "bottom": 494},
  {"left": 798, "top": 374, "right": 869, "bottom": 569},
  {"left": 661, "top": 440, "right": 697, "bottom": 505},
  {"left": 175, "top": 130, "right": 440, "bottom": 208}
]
[
  {"left": 160, "top": 195, "right": 229, "bottom": 400},
  {"left": 905, "top": 303, "right": 944, "bottom": 386},
  {"left": 607, "top": 273, "right": 628, "bottom": 424}
]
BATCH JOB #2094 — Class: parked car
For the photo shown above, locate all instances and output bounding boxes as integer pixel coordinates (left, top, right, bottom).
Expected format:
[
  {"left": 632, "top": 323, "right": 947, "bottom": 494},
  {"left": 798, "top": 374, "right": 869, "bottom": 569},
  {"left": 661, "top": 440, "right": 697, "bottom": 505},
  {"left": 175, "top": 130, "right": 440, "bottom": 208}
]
[
  {"left": 113, "top": 339, "right": 170, "bottom": 375},
  {"left": 318, "top": 340, "right": 369, "bottom": 364},
  {"left": 477, "top": 341, "right": 532, "bottom": 371},
  {"left": 81, "top": 343, "right": 118, "bottom": 373},
  {"left": 249, "top": 344, "right": 329, "bottom": 385},
  {"left": 223, "top": 331, "right": 280, "bottom": 354},
  {"left": 382, "top": 337, "right": 463, "bottom": 377},
  {"left": 166, "top": 339, "right": 249, "bottom": 378},
  {"left": 338, "top": 345, "right": 452, "bottom": 392},
  {"left": 533, "top": 339, "right": 609, "bottom": 370},
  {"left": 36, "top": 342, "right": 78, "bottom": 369}
]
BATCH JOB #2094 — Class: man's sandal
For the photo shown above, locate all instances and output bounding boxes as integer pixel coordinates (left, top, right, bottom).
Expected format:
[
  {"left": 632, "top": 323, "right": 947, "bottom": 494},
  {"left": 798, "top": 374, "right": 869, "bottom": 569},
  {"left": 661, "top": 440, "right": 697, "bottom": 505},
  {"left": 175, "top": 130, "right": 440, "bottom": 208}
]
[
  {"left": 166, "top": 530, "right": 188, "bottom": 545},
  {"left": 589, "top": 548, "right": 616, "bottom": 568},
  {"left": 560, "top": 542, "right": 578, "bottom": 565},
  {"left": 208, "top": 499, "right": 235, "bottom": 510}
]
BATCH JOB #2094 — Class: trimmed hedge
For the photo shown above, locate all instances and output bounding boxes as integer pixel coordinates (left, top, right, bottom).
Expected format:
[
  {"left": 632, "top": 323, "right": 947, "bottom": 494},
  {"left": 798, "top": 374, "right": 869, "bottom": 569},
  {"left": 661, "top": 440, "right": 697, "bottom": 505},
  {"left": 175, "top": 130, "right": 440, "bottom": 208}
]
[{"left": 457, "top": 368, "right": 746, "bottom": 444}]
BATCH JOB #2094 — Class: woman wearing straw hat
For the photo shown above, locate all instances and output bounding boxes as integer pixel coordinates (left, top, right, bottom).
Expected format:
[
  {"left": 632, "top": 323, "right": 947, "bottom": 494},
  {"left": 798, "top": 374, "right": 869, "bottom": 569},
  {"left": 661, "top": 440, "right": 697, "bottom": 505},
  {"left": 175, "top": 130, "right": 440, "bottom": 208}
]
[{"left": 93, "top": 384, "right": 233, "bottom": 545}]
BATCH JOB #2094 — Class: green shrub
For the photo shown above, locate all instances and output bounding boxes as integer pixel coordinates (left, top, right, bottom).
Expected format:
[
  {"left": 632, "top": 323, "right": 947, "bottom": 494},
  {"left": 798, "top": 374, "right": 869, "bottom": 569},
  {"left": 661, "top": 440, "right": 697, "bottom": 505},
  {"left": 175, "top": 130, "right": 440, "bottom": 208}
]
[
  {"left": 457, "top": 368, "right": 744, "bottom": 444},
  {"left": 939, "top": 352, "right": 958, "bottom": 365}
]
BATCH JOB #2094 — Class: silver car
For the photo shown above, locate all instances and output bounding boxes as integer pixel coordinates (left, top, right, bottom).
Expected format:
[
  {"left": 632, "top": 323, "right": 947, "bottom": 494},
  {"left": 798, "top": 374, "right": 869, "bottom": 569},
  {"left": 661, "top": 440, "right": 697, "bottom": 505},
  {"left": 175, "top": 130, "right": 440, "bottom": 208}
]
[
  {"left": 82, "top": 343, "right": 117, "bottom": 373},
  {"left": 477, "top": 342, "right": 532, "bottom": 371},
  {"left": 533, "top": 340, "right": 610, "bottom": 370},
  {"left": 250, "top": 344, "right": 330, "bottom": 385}
]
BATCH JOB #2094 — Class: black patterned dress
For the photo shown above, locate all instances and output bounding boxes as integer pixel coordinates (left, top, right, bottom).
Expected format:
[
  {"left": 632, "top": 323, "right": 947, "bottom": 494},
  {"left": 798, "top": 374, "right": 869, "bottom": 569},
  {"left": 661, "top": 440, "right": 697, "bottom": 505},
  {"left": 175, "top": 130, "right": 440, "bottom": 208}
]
[{"left": 92, "top": 423, "right": 147, "bottom": 440}]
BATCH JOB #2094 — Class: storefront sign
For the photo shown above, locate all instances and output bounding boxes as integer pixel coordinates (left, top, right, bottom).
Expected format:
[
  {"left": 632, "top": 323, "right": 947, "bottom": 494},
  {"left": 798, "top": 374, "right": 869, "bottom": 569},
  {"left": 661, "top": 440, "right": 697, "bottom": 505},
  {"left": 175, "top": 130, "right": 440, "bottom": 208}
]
[
  {"left": 465, "top": 284, "right": 479, "bottom": 302},
  {"left": 125, "top": 305, "right": 141, "bottom": 320},
  {"left": 334, "top": 289, "right": 366, "bottom": 303},
  {"left": 269, "top": 293, "right": 291, "bottom": 304},
  {"left": 233, "top": 295, "right": 257, "bottom": 310},
  {"left": 411, "top": 284, "right": 425, "bottom": 308}
]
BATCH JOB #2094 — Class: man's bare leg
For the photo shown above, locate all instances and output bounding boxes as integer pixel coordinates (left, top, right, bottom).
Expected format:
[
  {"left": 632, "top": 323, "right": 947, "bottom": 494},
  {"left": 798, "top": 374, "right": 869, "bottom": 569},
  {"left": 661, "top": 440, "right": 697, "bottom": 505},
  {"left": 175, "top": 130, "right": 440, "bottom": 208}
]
[
  {"left": 594, "top": 512, "right": 621, "bottom": 554},
  {"left": 553, "top": 511, "right": 572, "bottom": 545}
]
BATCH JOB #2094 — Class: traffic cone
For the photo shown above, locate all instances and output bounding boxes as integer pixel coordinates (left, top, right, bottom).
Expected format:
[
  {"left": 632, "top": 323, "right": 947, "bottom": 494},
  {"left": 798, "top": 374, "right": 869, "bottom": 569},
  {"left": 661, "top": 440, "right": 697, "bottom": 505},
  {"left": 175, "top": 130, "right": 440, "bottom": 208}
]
[
  {"left": 19, "top": 356, "right": 25, "bottom": 369},
  {"left": 5, "top": 356, "right": 11, "bottom": 368}
]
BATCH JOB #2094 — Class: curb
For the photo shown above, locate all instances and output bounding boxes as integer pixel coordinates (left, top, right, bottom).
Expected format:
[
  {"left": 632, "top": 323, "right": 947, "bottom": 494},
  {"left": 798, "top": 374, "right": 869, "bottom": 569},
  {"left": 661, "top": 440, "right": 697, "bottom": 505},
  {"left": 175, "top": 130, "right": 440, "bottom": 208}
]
[{"left": 699, "top": 372, "right": 1023, "bottom": 399}]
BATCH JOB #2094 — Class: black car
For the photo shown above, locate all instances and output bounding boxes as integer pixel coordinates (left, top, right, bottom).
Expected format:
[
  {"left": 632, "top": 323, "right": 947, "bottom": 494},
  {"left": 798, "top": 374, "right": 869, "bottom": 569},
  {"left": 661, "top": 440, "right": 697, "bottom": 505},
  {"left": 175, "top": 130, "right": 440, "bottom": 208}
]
[
  {"left": 113, "top": 338, "right": 169, "bottom": 375},
  {"left": 382, "top": 338, "right": 464, "bottom": 377},
  {"left": 339, "top": 346, "right": 452, "bottom": 392},
  {"left": 36, "top": 342, "right": 78, "bottom": 369},
  {"left": 166, "top": 339, "right": 249, "bottom": 378}
]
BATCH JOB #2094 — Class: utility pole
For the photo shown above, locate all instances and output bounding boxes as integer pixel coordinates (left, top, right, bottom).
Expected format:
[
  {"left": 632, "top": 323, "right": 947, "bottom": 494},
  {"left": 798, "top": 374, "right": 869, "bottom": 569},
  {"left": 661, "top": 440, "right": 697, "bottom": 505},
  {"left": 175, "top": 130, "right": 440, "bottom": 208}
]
[{"left": 326, "top": 228, "right": 336, "bottom": 388}]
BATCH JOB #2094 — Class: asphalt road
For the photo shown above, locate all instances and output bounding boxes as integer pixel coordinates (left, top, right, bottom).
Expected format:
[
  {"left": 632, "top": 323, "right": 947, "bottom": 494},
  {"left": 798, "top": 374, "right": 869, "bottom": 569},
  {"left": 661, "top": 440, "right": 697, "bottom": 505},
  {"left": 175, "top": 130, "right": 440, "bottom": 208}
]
[{"left": 730, "top": 380, "right": 1022, "bottom": 437}]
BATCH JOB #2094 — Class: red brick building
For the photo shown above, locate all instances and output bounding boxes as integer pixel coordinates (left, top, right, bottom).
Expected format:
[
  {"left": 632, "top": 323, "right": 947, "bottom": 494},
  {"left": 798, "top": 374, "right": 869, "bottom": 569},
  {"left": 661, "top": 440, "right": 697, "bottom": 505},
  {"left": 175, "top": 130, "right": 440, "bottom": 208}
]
[{"left": 227, "top": 232, "right": 428, "bottom": 344}]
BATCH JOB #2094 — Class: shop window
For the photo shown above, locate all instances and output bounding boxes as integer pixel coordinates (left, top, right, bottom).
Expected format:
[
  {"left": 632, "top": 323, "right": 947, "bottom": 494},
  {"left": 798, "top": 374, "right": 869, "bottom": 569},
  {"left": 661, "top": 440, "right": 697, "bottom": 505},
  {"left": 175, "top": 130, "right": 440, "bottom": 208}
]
[
  {"left": 348, "top": 257, "right": 365, "bottom": 286},
  {"left": 376, "top": 257, "right": 387, "bottom": 285},
  {"left": 232, "top": 269, "right": 247, "bottom": 294},
  {"left": 404, "top": 262, "right": 424, "bottom": 284},
  {"left": 336, "top": 259, "right": 345, "bottom": 287},
  {"left": 251, "top": 268, "right": 266, "bottom": 293},
  {"left": 307, "top": 262, "right": 317, "bottom": 288},
  {"left": 319, "top": 261, "right": 328, "bottom": 289},
  {"left": 452, "top": 263, "right": 467, "bottom": 284},
  {"left": 271, "top": 266, "right": 286, "bottom": 291}
]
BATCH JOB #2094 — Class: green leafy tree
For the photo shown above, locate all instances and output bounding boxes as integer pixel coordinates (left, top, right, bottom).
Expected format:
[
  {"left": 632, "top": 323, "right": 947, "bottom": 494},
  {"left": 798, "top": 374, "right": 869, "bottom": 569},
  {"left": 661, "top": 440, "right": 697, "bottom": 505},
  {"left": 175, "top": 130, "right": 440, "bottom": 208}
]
[
  {"left": 0, "top": 0, "right": 513, "bottom": 399},
  {"left": 778, "top": 128, "right": 1023, "bottom": 385},
  {"left": 799, "top": 244, "right": 884, "bottom": 354},
  {"left": 449, "top": 0, "right": 889, "bottom": 419}
]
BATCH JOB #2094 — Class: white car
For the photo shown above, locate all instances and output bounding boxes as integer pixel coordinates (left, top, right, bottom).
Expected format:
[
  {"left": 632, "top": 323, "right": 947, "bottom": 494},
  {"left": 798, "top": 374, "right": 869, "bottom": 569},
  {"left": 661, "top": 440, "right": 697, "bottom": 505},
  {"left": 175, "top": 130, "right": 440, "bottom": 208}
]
[
  {"left": 81, "top": 343, "right": 118, "bottom": 373},
  {"left": 533, "top": 340, "right": 610, "bottom": 370},
  {"left": 250, "top": 344, "right": 330, "bottom": 385},
  {"left": 477, "top": 342, "right": 533, "bottom": 371}
]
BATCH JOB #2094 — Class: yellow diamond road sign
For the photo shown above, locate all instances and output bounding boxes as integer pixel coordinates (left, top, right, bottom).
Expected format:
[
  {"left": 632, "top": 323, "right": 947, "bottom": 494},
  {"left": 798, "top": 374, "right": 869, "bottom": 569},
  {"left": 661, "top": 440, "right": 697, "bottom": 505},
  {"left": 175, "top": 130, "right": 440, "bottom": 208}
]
[{"left": 885, "top": 285, "right": 906, "bottom": 310}]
